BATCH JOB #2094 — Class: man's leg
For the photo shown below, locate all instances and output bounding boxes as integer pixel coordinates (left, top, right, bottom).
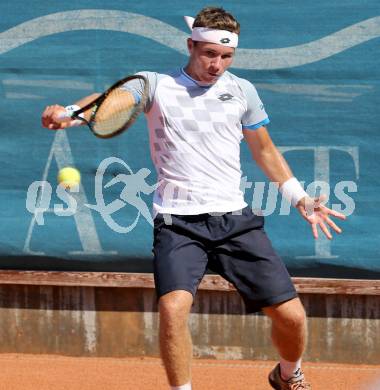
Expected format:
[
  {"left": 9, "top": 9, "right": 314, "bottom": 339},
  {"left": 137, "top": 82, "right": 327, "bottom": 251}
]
[
  {"left": 159, "top": 290, "right": 194, "bottom": 388},
  {"left": 263, "top": 297, "right": 307, "bottom": 377}
]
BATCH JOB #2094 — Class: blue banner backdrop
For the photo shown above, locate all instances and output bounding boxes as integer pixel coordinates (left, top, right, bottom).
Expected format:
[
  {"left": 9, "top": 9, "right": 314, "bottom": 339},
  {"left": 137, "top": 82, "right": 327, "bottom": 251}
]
[{"left": 0, "top": 1, "right": 379, "bottom": 278}]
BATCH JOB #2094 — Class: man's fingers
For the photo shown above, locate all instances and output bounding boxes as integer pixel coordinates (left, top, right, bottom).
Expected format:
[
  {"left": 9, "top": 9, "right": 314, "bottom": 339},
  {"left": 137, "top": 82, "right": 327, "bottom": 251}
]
[
  {"left": 48, "top": 122, "right": 64, "bottom": 130},
  {"left": 41, "top": 106, "right": 53, "bottom": 127},
  {"left": 326, "top": 207, "right": 347, "bottom": 220},
  {"left": 298, "top": 195, "right": 347, "bottom": 240},
  {"left": 319, "top": 221, "right": 332, "bottom": 240},
  {"left": 324, "top": 216, "right": 342, "bottom": 234},
  {"left": 311, "top": 223, "right": 318, "bottom": 239},
  {"left": 42, "top": 105, "right": 67, "bottom": 129}
]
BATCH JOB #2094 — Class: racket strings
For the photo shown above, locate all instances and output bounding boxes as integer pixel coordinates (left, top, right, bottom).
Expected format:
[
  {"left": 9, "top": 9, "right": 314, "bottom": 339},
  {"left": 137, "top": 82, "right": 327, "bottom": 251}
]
[{"left": 92, "top": 88, "right": 137, "bottom": 136}]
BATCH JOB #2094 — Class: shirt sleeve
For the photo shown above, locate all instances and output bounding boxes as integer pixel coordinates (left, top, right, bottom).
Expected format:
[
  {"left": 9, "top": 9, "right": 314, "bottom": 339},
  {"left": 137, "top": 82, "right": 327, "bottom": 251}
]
[
  {"left": 237, "top": 77, "right": 270, "bottom": 130},
  {"left": 120, "top": 71, "right": 157, "bottom": 113}
]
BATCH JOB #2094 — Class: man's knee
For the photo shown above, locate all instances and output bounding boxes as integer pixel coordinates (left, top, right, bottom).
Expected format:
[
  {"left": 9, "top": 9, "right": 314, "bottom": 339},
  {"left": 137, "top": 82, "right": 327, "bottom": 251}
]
[
  {"left": 263, "top": 297, "right": 307, "bottom": 330},
  {"left": 159, "top": 290, "right": 193, "bottom": 326}
]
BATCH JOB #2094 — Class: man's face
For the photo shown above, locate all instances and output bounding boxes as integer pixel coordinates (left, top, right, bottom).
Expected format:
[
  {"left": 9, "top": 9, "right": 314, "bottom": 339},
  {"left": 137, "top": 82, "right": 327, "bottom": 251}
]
[{"left": 186, "top": 39, "right": 235, "bottom": 84}]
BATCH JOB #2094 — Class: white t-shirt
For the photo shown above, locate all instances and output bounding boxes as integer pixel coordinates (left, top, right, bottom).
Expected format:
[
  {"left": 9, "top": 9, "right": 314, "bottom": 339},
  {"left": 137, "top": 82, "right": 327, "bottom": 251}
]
[{"left": 123, "top": 68, "right": 269, "bottom": 216}]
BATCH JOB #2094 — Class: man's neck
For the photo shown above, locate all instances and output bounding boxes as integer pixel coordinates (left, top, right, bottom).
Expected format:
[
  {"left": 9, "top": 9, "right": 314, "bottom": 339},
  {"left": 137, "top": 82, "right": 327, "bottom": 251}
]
[{"left": 182, "top": 66, "right": 215, "bottom": 87}]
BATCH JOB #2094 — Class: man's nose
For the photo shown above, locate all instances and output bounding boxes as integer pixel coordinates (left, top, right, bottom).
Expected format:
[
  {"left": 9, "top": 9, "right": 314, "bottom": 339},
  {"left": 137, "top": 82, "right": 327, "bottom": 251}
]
[{"left": 211, "top": 56, "right": 222, "bottom": 69}]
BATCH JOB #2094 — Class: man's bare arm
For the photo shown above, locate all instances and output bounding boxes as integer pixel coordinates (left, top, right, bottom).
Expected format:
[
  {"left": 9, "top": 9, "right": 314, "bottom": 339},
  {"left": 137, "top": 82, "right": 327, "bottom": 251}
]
[
  {"left": 243, "top": 126, "right": 346, "bottom": 239},
  {"left": 41, "top": 93, "right": 100, "bottom": 130}
]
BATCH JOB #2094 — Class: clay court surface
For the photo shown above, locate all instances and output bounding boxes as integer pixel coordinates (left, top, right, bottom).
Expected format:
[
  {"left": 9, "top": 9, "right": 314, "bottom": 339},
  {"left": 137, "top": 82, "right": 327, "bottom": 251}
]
[{"left": 0, "top": 354, "right": 379, "bottom": 390}]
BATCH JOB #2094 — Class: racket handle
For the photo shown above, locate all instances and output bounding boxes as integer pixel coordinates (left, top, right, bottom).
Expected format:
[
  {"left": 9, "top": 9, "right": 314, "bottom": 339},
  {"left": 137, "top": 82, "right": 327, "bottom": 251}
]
[{"left": 57, "top": 105, "right": 84, "bottom": 127}]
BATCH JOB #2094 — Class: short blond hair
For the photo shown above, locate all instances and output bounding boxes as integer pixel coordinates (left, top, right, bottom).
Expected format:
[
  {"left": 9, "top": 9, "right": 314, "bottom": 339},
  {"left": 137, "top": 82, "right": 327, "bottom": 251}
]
[{"left": 193, "top": 7, "right": 240, "bottom": 35}]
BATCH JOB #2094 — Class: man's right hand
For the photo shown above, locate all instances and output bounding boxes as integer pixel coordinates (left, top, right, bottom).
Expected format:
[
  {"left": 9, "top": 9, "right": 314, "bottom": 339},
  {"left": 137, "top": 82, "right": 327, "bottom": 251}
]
[{"left": 41, "top": 105, "right": 74, "bottom": 130}]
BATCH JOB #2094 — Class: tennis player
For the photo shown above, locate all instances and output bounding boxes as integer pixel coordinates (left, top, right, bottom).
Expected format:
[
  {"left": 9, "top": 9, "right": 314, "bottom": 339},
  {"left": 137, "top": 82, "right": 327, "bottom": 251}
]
[{"left": 41, "top": 7, "right": 346, "bottom": 390}]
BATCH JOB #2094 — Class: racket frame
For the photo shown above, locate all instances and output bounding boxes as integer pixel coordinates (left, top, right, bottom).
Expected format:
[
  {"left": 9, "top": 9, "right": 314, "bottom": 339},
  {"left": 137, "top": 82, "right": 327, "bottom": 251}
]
[{"left": 69, "top": 74, "right": 149, "bottom": 139}]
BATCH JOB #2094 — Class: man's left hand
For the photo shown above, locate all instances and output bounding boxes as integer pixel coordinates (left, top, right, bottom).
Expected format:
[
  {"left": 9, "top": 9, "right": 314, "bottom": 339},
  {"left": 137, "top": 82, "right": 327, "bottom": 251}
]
[{"left": 296, "top": 195, "right": 346, "bottom": 240}]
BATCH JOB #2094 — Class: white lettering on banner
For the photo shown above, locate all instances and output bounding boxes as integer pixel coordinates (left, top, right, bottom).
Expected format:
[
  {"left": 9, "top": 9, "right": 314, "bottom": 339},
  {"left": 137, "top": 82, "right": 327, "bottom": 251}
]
[
  {"left": 25, "top": 181, "right": 53, "bottom": 226},
  {"left": 278, "top": 146, "right": 359, "bottom": 260},
  {"left": 23, "top": 131, "right": 115, "bottom": 256},
  {"left": 54, "top": 184, "right": 79, "bottom": 217},
  {"left": 25, "top": 145, "right": 358, "bottom": 259},
  {"left": 251, "top": 181, "right": 279, "bottom": 216},
  {"left": 334, "top": 181, "right": 358, "bottom": 214}
]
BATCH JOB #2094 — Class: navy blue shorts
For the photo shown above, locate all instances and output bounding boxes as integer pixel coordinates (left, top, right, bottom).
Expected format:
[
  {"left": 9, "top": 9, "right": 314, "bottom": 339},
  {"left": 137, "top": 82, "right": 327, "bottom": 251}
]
[{"left": 152, "top": 207, "right": 297, "bottom": 313}]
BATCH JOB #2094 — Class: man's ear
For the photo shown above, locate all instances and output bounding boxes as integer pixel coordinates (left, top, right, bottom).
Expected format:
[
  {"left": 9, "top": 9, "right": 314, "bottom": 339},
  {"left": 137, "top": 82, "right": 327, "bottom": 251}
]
[{"left": 187, "top": 38, "right": 194, "bottom": 54}]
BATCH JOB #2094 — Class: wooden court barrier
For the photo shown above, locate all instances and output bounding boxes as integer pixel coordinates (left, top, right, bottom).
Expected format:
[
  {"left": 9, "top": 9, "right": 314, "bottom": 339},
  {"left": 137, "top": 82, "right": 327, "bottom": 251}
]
[{"left": 0, "top": 271, "right": 379, "bottom": 364}]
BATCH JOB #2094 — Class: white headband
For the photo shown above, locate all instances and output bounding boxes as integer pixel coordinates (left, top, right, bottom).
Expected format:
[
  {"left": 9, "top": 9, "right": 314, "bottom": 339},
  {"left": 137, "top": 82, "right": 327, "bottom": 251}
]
[{"left": 184, "top": 16, "right": 239, "bottom": 48}]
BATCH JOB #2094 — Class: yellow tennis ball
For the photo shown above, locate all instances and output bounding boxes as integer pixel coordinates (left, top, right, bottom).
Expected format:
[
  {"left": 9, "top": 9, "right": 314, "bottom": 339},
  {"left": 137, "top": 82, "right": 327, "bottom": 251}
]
[{"left": 57, "top": 167, "right": 81, "bottom": 189}]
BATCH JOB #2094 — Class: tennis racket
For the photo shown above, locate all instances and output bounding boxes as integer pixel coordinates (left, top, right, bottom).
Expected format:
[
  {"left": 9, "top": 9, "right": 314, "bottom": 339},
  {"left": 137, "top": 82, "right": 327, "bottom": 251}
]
[{"left": 59, "top": 74, "right": 149, "bottom": 138}]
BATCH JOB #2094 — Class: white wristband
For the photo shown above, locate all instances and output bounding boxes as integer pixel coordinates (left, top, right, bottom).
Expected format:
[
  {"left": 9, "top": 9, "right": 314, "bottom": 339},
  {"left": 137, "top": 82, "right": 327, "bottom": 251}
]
[
  {"left": 58, "top": 105, "right": 85, "bottom": 127},
  {"left": 279, "top": 177, "right": 308, "bottom": 207},
  {"left": 64, "top": 105, "right": 83, "bottom": 118}
]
